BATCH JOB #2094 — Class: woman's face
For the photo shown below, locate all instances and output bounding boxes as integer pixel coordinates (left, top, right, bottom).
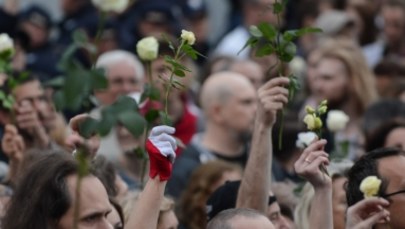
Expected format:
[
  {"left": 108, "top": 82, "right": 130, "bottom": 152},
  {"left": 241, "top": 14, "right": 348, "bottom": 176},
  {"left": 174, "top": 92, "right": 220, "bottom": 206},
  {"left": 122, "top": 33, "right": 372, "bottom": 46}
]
[
  {"left": 385, "top": 127, "right": 405, "bottom": 151},
  {"left": 157, "top": 210, "right": 179, "bottom": 229},
  {"left": 332, "top": 177, "right": 347, "bottom": 229}
]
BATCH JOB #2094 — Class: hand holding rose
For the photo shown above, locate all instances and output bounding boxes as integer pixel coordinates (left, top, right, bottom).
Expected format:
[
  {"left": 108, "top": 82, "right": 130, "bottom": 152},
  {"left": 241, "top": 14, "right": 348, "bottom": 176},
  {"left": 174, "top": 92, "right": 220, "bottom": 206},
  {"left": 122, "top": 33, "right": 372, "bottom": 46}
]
[{"left": 346, "top": 197, "right": 390, "bottom": 229}]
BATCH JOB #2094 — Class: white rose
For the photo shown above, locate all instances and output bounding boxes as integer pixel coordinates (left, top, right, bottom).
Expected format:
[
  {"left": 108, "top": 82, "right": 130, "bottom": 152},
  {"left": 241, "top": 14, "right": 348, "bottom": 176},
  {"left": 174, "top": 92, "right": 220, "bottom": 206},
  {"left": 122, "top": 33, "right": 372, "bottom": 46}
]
[
  {"left": 136, "top": 37, "right": 159, "bottom": 61},
  {"left": 296, "top": 131, "right": 317, "bottom": 149},
  {"left": 92, "top": 0, "right": 128, "bottom": 13},
  {"left": 326, "top": 110, "right": 349, "bottom": 132},
  {"left": 0, "top": 33, "right": 14, "bottom": 58},
  {"left": 181, "top": 30, "right": 196, "bottom": 45}
]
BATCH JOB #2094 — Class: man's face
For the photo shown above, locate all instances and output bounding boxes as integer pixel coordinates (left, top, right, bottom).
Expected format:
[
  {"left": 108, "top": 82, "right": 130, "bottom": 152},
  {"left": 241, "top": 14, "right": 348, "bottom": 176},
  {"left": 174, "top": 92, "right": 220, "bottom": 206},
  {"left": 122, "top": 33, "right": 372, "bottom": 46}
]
[
  {"left": 267, "top": 203, "right": 292, "bottom": 229},
  {"left": 220, "top": 82, "right": 257, "bottom": 135},
  {"left": 58, "top": 175, "right": 113, "bottom": 229},
  {"left": 105, "top": 61, "right": 142, "bottom": 105},
  {"left": 20, "top": 21, "right": 48, "bottom": 49},
  {"left": 230, "top": 215, "right": 275, "bottom": 229},
  {"left": 377, "top": 155, "right": 405, "bottom": 229},
  {"left": 382, "top": 6, "right": 405, "bottom": 47},
  {"left": 313, "top": 57, "right": 350, "bottom": 107},
  {"left": 13, "top": 80, "right": 55, "bottom": 130}
]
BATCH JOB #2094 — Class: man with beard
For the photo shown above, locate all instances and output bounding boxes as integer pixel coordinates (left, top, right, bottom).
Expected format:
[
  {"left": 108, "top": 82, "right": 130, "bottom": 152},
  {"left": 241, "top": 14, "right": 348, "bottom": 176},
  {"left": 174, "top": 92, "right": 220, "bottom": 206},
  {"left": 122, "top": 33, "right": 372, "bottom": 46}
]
[
  {"left": 312, "top": 39, "right": 378, "bottom": 159},
  {"left": 166, "top": 72, "right": 257, "bottom": 199}
]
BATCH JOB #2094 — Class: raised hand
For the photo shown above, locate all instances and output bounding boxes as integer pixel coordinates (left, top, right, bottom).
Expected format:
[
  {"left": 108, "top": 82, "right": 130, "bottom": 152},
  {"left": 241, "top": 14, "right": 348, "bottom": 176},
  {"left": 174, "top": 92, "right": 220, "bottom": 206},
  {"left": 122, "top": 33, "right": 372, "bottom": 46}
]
[
  {"left": 346, "top": 197, "right": 390, "bottom": 229},
  {"left": 15, "top": 100, "right": 49, "bottom": 148},
  {"left": 256, "top": 77, "right": 290, "bottom": 126},
  {"left": 294, "top": 139, "right": 331, "bottom": 188},
  {"left": 1, "top": 124, "right": 25, "bottom": 162},
  {"left": 65, "top": 114, "right": 100, "bottom": 159},
  {"left": 146, "top": 125, "right": 177, "bottom": 181}
]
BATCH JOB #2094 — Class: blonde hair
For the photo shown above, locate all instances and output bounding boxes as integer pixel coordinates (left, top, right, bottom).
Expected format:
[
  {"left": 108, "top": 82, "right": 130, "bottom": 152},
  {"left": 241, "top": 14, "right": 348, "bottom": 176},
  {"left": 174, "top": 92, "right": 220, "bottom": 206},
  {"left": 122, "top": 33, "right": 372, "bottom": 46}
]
[
  {"left": 294, "top": 160, "right": 353, "bottom": 229},
  {"left": 318, "top": 39, "right": 378, "bottom": 114}
]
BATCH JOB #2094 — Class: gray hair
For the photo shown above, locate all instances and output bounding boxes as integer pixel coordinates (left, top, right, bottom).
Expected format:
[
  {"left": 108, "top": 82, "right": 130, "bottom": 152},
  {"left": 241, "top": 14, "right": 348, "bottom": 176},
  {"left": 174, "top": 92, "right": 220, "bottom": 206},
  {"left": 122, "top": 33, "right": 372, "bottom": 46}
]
[
  {"left": 207, "top": 208, "right": 266, "bottom": 229},
  {"left": 96, "top": 50, "right": 145, "bottom": 81}
]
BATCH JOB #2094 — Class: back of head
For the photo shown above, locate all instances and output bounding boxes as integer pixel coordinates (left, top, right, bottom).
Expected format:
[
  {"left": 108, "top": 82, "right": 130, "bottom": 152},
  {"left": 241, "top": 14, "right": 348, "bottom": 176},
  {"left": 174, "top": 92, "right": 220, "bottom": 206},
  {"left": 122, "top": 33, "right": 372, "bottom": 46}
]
[
  {"left": 3, "top": 152, "right": 78, "bottom": 229},
  {"left": 207, "top": 208, "right": 271, "bottom": 229},
  {"left": 199, "top": 71, "right": 253, "bottom": 115},
  {"left": 179, "top": 161, "right": 241, "bottom": 229},
  {"left": 346, "top": 147, "right": 404, "bottom": 206},
  {"left": 96, "top": 50, "right": 145, "bottom": 81},
  {"left": 363, "top": 99, "right": 405, "bottom": 136},
  {"left": 365, "top": 119, "right": 405, "bottom": 151}
]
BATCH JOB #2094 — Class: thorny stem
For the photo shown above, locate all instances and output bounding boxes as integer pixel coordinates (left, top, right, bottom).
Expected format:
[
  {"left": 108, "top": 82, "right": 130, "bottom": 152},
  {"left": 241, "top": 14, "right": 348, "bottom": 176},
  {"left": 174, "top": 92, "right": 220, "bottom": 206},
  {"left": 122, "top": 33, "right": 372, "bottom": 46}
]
[
  {"left": 90, "top": 12, "right": 106, "bottom": 66},
  {"left": 140, "top": 127, "right": 148, "bottom": 189},
  {"left": 73, "top": 147, "right": 90, "bottom": 229},
  {"left": 164, "top": 40, "right": 185, "bottom": 125},
  {"left": 146, "top": 61, "right": 153, "bottom": 87},
  {"left": 73, "top": 173, "right": 83, "bottom": 229},
  {"left": 272, "top": 0, "right": 288, "bottom": 150}
]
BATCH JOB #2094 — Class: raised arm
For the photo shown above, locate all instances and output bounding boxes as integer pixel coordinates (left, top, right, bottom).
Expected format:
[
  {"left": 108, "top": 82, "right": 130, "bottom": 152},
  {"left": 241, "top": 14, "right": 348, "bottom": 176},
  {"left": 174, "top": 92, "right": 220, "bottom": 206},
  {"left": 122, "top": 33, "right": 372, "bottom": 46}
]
[
  {"left": 294, "top": 139, "right": 333, "bottom": 229},
  {"left": 125, "top": 125, "right": 176, "bottom": 229},
  {"left": 236, "top": 77, "right": 289, "bottom": 212}
]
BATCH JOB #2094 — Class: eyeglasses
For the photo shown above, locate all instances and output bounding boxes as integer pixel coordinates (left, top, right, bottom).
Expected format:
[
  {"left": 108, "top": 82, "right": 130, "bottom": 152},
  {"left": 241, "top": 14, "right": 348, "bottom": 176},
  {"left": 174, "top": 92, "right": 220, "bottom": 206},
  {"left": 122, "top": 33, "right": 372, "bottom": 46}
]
[{"left": 382, "top": 189, "right": 405, "bottom": 198}]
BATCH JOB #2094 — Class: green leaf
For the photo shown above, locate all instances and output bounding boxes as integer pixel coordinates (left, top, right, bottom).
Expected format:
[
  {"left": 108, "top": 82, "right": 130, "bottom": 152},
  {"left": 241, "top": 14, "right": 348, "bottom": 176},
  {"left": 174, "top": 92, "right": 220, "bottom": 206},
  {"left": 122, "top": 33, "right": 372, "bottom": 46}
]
[
  {"left": 238, "top": 37, "right": 258, "bottom": 55},
  {"left": 181, "top": 44, "right": 198, "bottom": 60},
  {"left": 145, "top": 109, "right": 160, "bottom": 123},
  {"left": 173, "top": 69, "right": 185, "bottom": 77},
  {"left": 0, "top": 91, "right": 5, "bottom": 100},
  {"left": 283, "top": 30, "right": 298, "bottom": 42},
  {"left": 44, "top": 77, "right": 65, "bottom": 89},
  {"left": 109, "top": 96, "right": 139, "bottom": 114},
  {"left": 53, "top": 91, "right": 65, "bottom": 111},
  {"left": 141, "top": 84, "right": 161, "bottom": 102},
  {"left": 255, "top": 45, "right": 275, "bottom": 57},
  {"left": 273, "top": 2, "right": 283, "bottom": 14},
  {"left": 90, "top": 68, "right": 108, "bottom": 90},
  {"left": 278, "top": 42, "right": 297, "bottom": 62},
  {"left": 258, "top": 22, "right": 277, "bottom": 40},
  {"left": 288, "top": 74, "right": 300, "bottom": 101},
  {"left": 296, "top": 27, "right": 323, "bottom": 36},
  {"left": 73, "top": 30, "right": 88, "bottom": 45},
  {"left": 58, "top": 45, "right": 79, "bottom": 71},
  {"left": 2, "top": 101, "right": 11, "bottom": 110},
  {"left": 98, "top": 110, "right": 115, "bottom": 136},
  {"left": 172, "top": 80, "right": 185, "bottom": 90},
  {"left": 63, "top": 67, "right": 90, "bottom": 110},
  {"left": 164, "top": 55, "right": 191, "bottom": 72},
  {"left": 78, "top": 117, "right": 99, "bottom": 138},
  {"left": 249, "top": 25, "right": 263, "bottom": 38},
  {"left": 118, "top": 111, "right": 147, "bottom": 137},
  {"left": 160, "top": 111, "right": 172, "bottom": 126}
]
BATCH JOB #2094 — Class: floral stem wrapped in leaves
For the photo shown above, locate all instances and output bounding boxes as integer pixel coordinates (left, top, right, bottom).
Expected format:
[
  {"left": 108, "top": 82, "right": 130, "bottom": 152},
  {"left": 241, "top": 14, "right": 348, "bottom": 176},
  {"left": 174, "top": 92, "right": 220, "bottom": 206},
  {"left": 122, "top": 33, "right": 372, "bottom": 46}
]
[{"left": 239, "top": 0, "right": 321, "bottom": 149}]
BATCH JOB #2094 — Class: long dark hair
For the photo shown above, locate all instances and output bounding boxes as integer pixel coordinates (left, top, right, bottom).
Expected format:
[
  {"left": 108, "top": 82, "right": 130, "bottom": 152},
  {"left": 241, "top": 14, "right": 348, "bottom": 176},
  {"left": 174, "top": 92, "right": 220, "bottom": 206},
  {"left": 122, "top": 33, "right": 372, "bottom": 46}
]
[{"left": 2, "top": 152, "right": 78, "bottom": 229}]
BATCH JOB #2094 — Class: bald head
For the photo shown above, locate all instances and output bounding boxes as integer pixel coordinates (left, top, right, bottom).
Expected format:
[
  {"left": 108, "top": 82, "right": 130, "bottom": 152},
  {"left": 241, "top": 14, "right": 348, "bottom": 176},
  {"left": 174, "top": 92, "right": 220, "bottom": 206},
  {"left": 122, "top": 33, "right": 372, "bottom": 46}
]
[
  {"left": 200, "top": 72, "right": 255, "bottom": 113},
  {"left": 207, "top": 208, "right": 275, "bottom": 229}
]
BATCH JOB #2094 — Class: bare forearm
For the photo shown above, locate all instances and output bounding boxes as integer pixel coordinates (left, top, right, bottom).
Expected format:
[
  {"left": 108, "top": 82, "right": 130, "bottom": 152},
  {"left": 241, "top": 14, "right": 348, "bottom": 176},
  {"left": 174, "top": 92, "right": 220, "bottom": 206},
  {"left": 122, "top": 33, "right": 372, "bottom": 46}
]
[
  {"left": 126, "top": 177, "right": 166, "bottom": 229},
  {"left": 309, "top": 185, "right": 333, "bottom": 229},
  {"left": 236, "top": 121, "right": 272, "bottom": 212}
]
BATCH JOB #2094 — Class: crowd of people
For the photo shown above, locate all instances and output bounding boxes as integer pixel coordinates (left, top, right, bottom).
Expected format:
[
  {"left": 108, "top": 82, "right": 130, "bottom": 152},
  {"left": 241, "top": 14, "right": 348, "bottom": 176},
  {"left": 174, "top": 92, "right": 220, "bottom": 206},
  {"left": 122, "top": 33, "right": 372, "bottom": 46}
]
[{"left": 0, "top": 0, "right": 405, "bottom": 228}]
